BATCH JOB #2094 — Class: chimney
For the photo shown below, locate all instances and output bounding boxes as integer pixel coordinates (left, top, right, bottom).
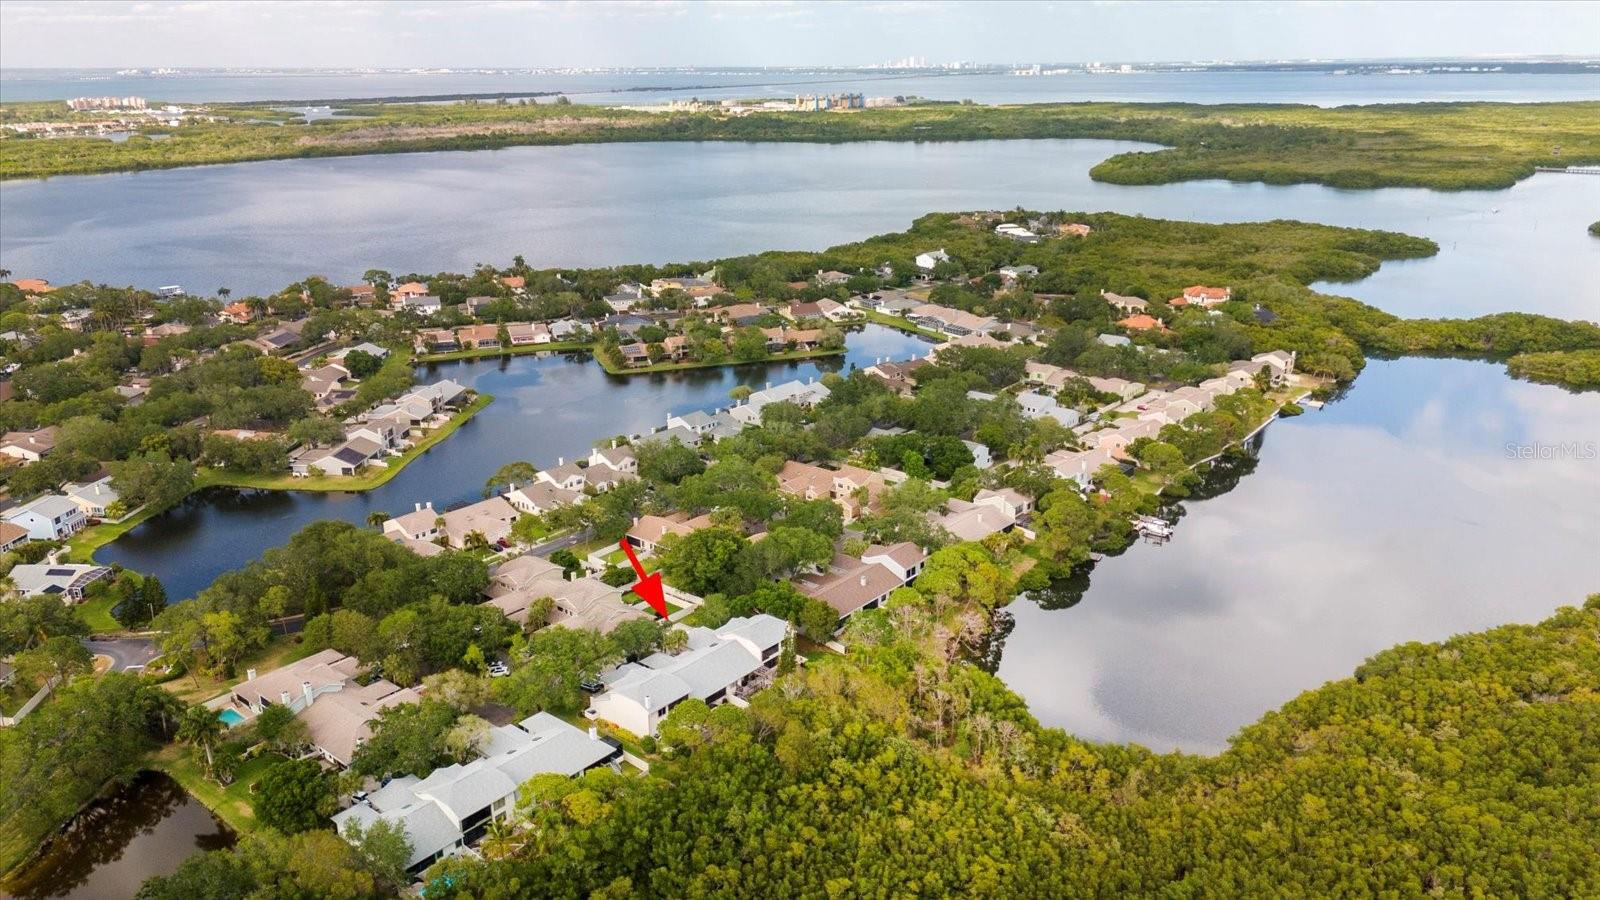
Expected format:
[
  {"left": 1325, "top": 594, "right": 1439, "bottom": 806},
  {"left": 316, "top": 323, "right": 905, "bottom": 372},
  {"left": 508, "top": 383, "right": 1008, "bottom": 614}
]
[
  {"left": 588, "top": 726, "right": 599, "bottom": 741},
  {"left": 858, "top": 574, "right": 867, "bottom": 587},
  {"left": 279, "top": 690, "right": 292, "bottom": 706},
  {"left": 414, "top": 502, "right": 421, "bottom": 512},
  {"left": 508, "top": 481, "right": 516, "bottom": 492},
  {"left": 558, "top": 456, "right": 564, "bottom": 466},
  {"left": 302, "top": 681, "right": 315, "bottom": 707},
  {"left": 425, "top": 501, "right": 433, "bottom": 510},
  {"left": 765, "top": 380, "right": 771, "bottom": 389},
  {"left": 246, "top": 668, "right": 257, "bottom": 682},
  {"left": 645, "top": 694, "right": 653, "bottom": 714}
]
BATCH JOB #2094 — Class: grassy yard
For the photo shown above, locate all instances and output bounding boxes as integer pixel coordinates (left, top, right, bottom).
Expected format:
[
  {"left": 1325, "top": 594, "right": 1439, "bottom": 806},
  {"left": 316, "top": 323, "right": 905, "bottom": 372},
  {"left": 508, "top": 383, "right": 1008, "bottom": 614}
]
[
  {"left": 858, "top": 308, "right": 945, "bottom": 341},
  {"left": 413, "top": 341, "right": 592, "bottom": 363},
  {"left": 74, "top": 594, "right": 123, "bottom": 633},
  {"left": 151, "top": 743, "right": 284, "bottom": 836},
  {"left": 62, "top": 505, "right": 160, "bottom": 565},
  {"left": 162, "top": 632, "right": 318, "bottom": 706}
]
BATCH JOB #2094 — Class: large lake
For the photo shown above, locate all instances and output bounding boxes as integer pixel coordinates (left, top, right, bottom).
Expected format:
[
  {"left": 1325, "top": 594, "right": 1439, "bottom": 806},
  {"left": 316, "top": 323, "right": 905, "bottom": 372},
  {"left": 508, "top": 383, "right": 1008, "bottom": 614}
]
[
  {"left": 997, "top": 356, "right": 1600, "bottom": 753},
  {"left": 96, "top": 324, "right": 936, "bottom": 599},
  {"left": 2, "top": 140, "right": 1596, "bottom": 320}
]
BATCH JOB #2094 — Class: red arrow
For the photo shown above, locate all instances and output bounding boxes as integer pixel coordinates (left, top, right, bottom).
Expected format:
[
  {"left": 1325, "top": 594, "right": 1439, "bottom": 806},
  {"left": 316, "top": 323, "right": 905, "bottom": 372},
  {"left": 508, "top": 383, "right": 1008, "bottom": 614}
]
[{"left": 618, "top": 539, "right": 668, "bottom": 619}]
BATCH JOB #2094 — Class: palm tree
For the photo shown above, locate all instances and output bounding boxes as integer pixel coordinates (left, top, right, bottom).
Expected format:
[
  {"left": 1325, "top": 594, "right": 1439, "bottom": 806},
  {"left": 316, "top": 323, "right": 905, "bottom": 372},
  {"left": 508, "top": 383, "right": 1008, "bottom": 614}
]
[
  {"left": 178, "top": 704, "right": 224, "bottom": 776},
  {"left": 217, "top": 287, "right": 231, "bottom": 300},
  {"left": 366, "top": 511, "right": 391, "bottom": 528}
]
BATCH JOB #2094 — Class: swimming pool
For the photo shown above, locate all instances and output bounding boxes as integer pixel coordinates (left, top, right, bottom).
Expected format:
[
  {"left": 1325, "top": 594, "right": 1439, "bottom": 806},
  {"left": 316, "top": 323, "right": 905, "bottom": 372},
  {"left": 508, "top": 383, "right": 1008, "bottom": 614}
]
[{"left": 218, "top": 708, "right": 246, "bottom": 727}]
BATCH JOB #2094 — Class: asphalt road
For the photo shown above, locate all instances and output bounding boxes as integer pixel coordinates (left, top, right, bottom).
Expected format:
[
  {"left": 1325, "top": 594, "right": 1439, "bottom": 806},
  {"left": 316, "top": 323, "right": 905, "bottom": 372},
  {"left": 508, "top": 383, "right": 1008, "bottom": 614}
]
[{"left": 85, "top": 637, "right": 160, "bottom": 672}]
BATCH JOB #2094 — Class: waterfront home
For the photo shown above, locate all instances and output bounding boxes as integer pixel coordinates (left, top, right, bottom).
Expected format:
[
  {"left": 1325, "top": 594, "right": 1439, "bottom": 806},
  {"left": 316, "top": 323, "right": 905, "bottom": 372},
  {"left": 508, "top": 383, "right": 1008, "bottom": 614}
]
[
  {"left": 231, "top": 650, "right": 420, "bottom": 767},
  {"left": 1229, "top": 350, "right": 1296, "bottom": 385},
  {"left": 1101, "top": 290, "right": 1148, "bottom": 314},
  {"left": 974, "top": 488, "right": 1033, "bottom": 521},
  {"left": 650, "top": 275, "right": 720, "bottom": 298},
  {"left": 8, "top": 563, "right": 110, "bottom": 601},
  {"left": 587, "top": 615, "right": 788, "bottom": 736},
  {"left": 438, "top": 496, "right": 519, "bottom": 548},
  {"left": 415, "top": 329, "right": 459, "bottom": 353},
  {"left": 587, "top": 445, "right": 638, "bottom": 475},
  {"left": 548, "top": 319, "right": 584, "bottom": 341},
  {"left": 3, "top": 494, "right": 87, "bottom": 541},
  {"left": 637, "top": 425, "right": 707, "bottom": 448},
  {"left": 1045, "top": 446, "right": 1123, "bottom": 490},
  {"left": 797, "top": 553, "right": 904, "bottom": 620},
  {"left": 289, "top": 436, "right": 386, "bottom": 477},
  {"left": 409, "top": 379, "right": 469, "bottom": 411},
  {"left": 930, "top": 497, "right": 1015, "bottom": 542},
  {"left": 665, "top": 410, "right": 717, "bottom": 435},
  {"left": 384, "top": 502, "right": 441, "bottom": 543},
  {"left": 334, "top": 713, "right": 622, "bottom": 875},
  {"left": 537, "top": 460, "right": 588, "bottom": 493},
  {"left": 0, "top": 426, "right": 58, "bottom": 464},
  {"left": 863, "top": 358, "right": 929, "bottom": 396},
  {"left": 1176, "top": 285, "right": 1232, "bottom": 308},
  {"left": 759, "top": 326, "right": 824, "bottom": 351},
  {"left": 782, "top": 301, "right": 826, "bottom": 321},
  {"left": 729, "top": 378, "right": 831, "bottom": 424},
  {"left": 619, "top": 342, "right": 652, "bottom": 366},
  {"left": 505, "top": 322, "right": 551, "bottom": 345},
  {"left": 814, "top": 298, "right": 854, "bottom": 321},
  {"left": 63, "top": 477, "right": 121, "bottom": 518},
  {"left": 626, "top": 512, "right": 715, "bottom": 554},
  {"left": 1116, "top": 314, "right": 1167, "bottom": 332},
  {"left": 504, "top": 481, "right": 583, "bottom": 516},
  {"left": 345, "top": 419, "right": 404, "bottom": 452},
  {"left": 221, "top": 302, "right": 256, "bottom": 324},
  {"left": 1016, "top": 390, "right": 1081, "bottom": 427},
  {"left": 914, "top": 249, "right": 950, "bottom": 271},
  {"left": 0, "top": 521, "right": 28, "bottom": 553},
  {"left": 454, "top": 324, "right": 501, "bottom": 350},
  {"left": 908, "top": 303, "right": 997, "bottom": 337}
]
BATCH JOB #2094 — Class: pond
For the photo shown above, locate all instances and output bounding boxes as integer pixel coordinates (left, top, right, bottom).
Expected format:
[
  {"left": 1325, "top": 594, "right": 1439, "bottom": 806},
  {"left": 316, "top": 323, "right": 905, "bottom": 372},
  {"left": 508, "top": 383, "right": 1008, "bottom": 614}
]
[
  {"left": 95, "top": 323, "right": 936, "bottom": 599},
  {"left": 0, "top": 771, "right": 235, "bottom": 899},
  {"left": 2, "top": 139, "right": 1595, "bottom": 320},
  {"left": 993, "top": 356, "right": 1600, "bottom": 754}
]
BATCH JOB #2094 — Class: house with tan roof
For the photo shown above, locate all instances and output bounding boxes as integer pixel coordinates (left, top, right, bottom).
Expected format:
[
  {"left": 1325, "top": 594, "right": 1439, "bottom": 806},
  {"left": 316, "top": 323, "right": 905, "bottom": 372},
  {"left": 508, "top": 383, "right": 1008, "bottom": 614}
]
[
  {"left": 930, "top": 497, "right": 1015, "bottom": 543},
  {"left": 11, "top": 278, "right": 52, "bottom": 295},
  {"left": 455, "top": 324, "right": 501, "bottom": 350},
  {"left": 1101, "top": 290, "right": 1148, "bottom": 314},
  {"left": 1045, "top": 446, "right": 1123, "bottom": 489},
  {"left": 861, "top": 542, "right": 927, "bottom": 584},
  {"left": 0, "top": 426, "right": 58, "bottom": 464},
  {"left": 221, "top": 302, "right": 256, "bottom": 324},
  {"left": 974, "top": 488, "right": 1033, "bottom": 520},
  {"left": 1116, "top": 314, "right": 1167, "bottom": 332},
  {"left": 504, "top": 481, "right": 583, "bottom": 516},
  {"left": 0, "top": 521, "right": 29, "bottom": 553},
  {"left": 796, "top": 553, "right": 903, "bottom": 620},
  {"left": 537, "top": 460, "right": 588, "bottom": 493},
  {"left": 1176, "top": 285, "right": 1232, "bottom": 308},
  {"left": 625, "top": 512, "right": 716, "bottom": 554},
  {"left": 438, "top": 496, "right": 519, "bottom": 548},
  {"left": 228, "top": 649, "right": 421, "bottom": 768}
]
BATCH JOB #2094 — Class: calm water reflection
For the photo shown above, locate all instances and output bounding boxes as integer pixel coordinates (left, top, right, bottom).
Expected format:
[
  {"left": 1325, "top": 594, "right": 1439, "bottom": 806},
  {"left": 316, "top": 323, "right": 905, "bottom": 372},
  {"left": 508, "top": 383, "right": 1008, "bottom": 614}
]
[
  {"left": 996, "top": 357, "right": 1600, "bottom": 754},
  {"left": 0, "top": 771, "right": 234, "bottom": 900},
  {"left": 3, "top": 140, "right": 1595, "bottom": 319},
  {"left": 97, "top": 324, "right": 934, "bottom": 599}
]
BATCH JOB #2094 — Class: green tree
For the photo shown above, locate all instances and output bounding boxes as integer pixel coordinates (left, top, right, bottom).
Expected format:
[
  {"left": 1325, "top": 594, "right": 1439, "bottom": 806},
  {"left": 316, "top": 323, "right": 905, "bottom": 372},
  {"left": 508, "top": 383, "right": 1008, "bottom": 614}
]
[
  {"left": 254, "top": 758, "right": 336, "bottom": 834},
  {"left": 178, "top": 703, "right": 224, "bottom": 776}
]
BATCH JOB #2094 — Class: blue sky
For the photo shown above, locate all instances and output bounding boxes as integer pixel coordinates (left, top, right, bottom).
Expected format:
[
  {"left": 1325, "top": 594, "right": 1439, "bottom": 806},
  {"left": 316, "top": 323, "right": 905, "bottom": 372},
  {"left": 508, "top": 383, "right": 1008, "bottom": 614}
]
[{"left": 2, "top": 0, "right": 1597, "bottom": 69}]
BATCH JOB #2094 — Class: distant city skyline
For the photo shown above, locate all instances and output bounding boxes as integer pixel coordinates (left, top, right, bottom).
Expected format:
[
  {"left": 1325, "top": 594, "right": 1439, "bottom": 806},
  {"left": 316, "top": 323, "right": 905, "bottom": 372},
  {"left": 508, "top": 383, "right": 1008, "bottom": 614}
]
[{"left": 2, "top": 1, "right": 1598, "bottom": 71}]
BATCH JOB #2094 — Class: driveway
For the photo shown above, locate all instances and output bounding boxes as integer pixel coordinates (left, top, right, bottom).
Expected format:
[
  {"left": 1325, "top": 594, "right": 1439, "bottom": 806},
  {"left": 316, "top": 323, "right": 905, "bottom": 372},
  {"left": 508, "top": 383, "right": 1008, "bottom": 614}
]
[
  {"left": 85, "top": 637, "right": 160, "bottom": 672},
  {"left": 529, "top": 530, "right": 588, "bottom": 558}
]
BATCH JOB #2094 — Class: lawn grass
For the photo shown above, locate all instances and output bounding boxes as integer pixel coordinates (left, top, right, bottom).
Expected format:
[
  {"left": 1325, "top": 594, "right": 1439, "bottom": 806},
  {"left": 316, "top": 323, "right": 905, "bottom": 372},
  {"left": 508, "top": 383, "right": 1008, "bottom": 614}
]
[
  {"left": 151, "top": 743, "right": 283, "bottom": 835},
  {"left": 161, "top": 632, "right": 317, "bottom": 706},
  {"left": 74, "top": 594, "right": 123, "bottom": 633},
  {"left": 63, "top": 505, "right": 161, "bottom": 565},
  {"left": 413, "top": 341, "right": 592, "bottom": 363},
  {"left": 857, "top": 308, "right": 945, "bottom": 340}
]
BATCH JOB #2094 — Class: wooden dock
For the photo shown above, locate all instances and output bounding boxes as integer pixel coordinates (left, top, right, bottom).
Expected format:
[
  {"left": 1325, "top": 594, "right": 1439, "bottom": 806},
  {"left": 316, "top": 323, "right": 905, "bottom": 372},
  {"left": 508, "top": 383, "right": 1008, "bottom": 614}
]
[{"left": 1534, "top": 166, "right": 1600, "bottom": 175}]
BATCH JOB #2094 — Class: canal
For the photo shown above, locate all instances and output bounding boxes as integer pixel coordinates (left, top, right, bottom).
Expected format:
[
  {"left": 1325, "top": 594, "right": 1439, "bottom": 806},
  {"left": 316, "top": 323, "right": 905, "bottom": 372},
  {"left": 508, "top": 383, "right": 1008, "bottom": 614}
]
[
  {"left": 96, "top": 324, "right": 937, "bottom": 599},
  {"left": 0, "top": 772, "right": 234, "bottom": 899}
]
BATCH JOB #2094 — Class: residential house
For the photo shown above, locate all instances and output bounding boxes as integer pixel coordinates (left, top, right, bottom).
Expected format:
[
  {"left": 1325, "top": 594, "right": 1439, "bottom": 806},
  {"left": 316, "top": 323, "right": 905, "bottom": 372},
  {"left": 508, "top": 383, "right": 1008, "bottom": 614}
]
[
  {"left": 863, "top": 357, "right": 928, "bottom": 396},
  {"left": 142, "top": 322, "right": 191, "bottom": 345},
  {"left": 1026, "top": 361, "right": 1081, "bottom": 392},
  {"left": 500, "top": 275, "right": 526, "bottom": 292},
  {"left": 505, "top": 322, "right": 550, "bottom": 345},
  {"left": 914, "top": 249, "right": 950, "bottom": 271},
  {"left": 1096, "top": 333, "right": 1132, "bottom": 348},
  {"left": 1058, "top": 223, "right": 1093, "bottom": 237},
  {"left": 333, "top": 713, "right": 622, "bottom": 875},
  {"left": 0, "top": 426, "right": 58, "bottom": 464},
  {"left": 230, "top": 650, "right": 420, "bottom": 767},
  {"left": 390, "top": 281, "right": 430, "bottom": 305},
  {"left": 1228, "top": 350, "right": 1296, "bottom": 385},
  {"left": 962, "top": 439, "right": 992, "bottom": 470},
  {"left": 775, "top": 460, "right": 884, "bottom": 523},
  {"left": 1016, "top": 390, "right": 1081, "bottom": 427},
  {"left": 289, "top": 436, "right": 385, "bottom": 477},
  {"left": 548, "top": 320, "right": 584, "bottom": 341},
  {"left": 504, "top": 482, "right": 583, "bottom": 516},
  {"left": 483, "top": 556, "right": 647, "bottom": 633},
  {"left": 250, "top": 321, "right": 305, "bottom": 356},
  {"left": 384, "top": 502, "right": 442, "bottom": 543},
  {"left": 536, "top": 460, "right": 588, "bottom": 493},
  {"left": 3, "top": 494, "right": 87, "bottom": 541},
  {"left": 1087, "top": 376, "right": 1145, "bottom": 401},
  {"left": 396, "top": 294, "right": 443, "bottom": 315},
  {"left": 625, "top": 512, "right": 715, "bottom": 555},
  {"left": 221, "top": 302, "right": 257, "bottom": 324},
  {"left": 1116, "top": 314, "right": 1167, "bottom": 332},
  {"left": 12, "top": 278, "right": 52, "bottom": 295},
  {"left": 416, "top": 329, "right": 459, "bottom": 353},
  {"left": 438, "top": 496, "right": 519, "bottom": 548},
  {"left": 907, "top": 303, "right": 997, "bottom": 337},
  {"left": 707, "top": 303, "right": 768, "bottom": 326},
  {"left": 586, "top": 614, "right": 788, "bottom": 736},
  {"left": 650, "top": 275, "right": 720, "bottom": 298},
  {"left": 455, "top": 324, "right": 501, "bottom": 350},
  {"left": 974, "top": 488, "right": 1033, "bottom": 520},
  {"left": 1045, "top": 446, "right": 1122, "bottom": 489},
  {"left": 1101, "top": 290, "right": 1148, "bottom": 314},
  {"left": 729, "top": 378, "right": 831, "bottom": 425},
  {"left": 587, "top": 445, "right": 638, "bottom": 475},
  {"left": 815, "top": 270, "right": 852, "bottom": 286},
  {"left": 0, "top": 521, "right": 28, "bottom": 553},
  {"left": 928, "top": 332, "right": 1011, "bottom": 357},
  {"left": 994, "top": 223, "right": 1039, "bottom": 243},
  {"left": 997, "top": 264, "right": 1039, "bottom": 285},
  {"left": 930, "top": 497, "right": 1014, "bottom": 542},
  {"left": 63, "top": 477, "right": 121, "bottom": 518},
  {"left": 1176, "top": 285, "right": 1232, "bottom": 308},
  {"left": 861, "top": 542, "right": 927, "bottom": 584},
  {"left": 346, "top": 283, "right": 377, "bottom": 306},
  {"left": 797, "top": 553, "right": 904, "bottom": 620},
  {"left": 8, "top": 563, "right": 110, "bottom": 601}
]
